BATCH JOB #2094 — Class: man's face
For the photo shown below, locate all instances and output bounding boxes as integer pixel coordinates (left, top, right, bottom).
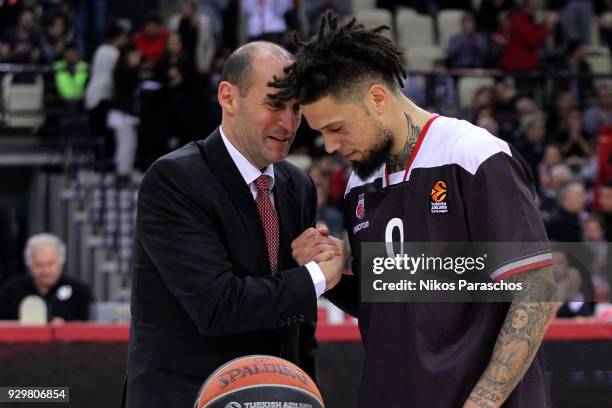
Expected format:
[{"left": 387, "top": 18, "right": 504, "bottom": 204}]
[
  {"left": 302, "top": 96, "right": 394, "bottom": 179},
  {"left": 19, "top": 11, "right": 33, "bottom": 30},
  {"left": 562, "top": 184, "right": 586, "bottom": 214},
  {"left": 144, "top": 22, "right": 160, "bottom": 37},
  {"left": 462, "top": 15, "right": 475, "bottom": 34},
  {"left": 180, "top": 2, "right": 194, "bottom": 18},
  {"left": 230, "top": 55, "right": 301, "bottom": 169},
  {"left": 30, "top": 245, "right": 63, "bottom": 291},
  {"left": 600, "top": 186, "right": 612, "bottom": 212}
]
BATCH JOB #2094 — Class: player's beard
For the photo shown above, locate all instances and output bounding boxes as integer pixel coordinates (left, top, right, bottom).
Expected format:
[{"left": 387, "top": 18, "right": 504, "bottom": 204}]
[{"left": 353, "top": 124, "right": 394, "bottom": 180}]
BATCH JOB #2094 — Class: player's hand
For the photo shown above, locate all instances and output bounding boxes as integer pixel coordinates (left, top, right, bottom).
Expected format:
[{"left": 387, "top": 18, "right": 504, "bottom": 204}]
[
  {"left": 318, "top": 239, "right": 348, "bottom": 291},
  {"left": 291, "top": 226, "right": 341, "bottom": 265}
]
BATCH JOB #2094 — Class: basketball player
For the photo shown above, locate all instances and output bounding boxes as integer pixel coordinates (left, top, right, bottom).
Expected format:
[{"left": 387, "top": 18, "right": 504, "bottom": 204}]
[{"left": 275, "top": 12, "right": 557, "bottom": 408}]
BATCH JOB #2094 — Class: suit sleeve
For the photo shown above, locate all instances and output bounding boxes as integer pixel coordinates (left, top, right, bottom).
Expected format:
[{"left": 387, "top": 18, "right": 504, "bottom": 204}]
[
  {"left": 298, "top": 175, "right": 319, "bottom": 381},
  {"left": 136, "top": 158, "right": 318, "bottom": 337}
]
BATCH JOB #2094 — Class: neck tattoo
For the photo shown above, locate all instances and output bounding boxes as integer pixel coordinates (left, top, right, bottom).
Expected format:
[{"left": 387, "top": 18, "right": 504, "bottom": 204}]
[{"left": 387, "top": 113, "right": 422, "bottom": 173}]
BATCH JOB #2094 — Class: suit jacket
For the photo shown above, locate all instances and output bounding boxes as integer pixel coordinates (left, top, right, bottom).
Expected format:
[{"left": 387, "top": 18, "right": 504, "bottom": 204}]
[{"left": 124, "top": 129, "right": 319, "bottom": 407}]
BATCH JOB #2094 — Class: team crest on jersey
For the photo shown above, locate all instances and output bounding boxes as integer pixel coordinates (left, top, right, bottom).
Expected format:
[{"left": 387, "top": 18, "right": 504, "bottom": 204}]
[
  {"left": 430, "top": 180, "right": 448, "bottom": 214},
  {"left": 353, "top": 193, "right": 369, "bottom": 234},
  {"left": 355, "top": 193, "right": 365, "bottom": 219}
]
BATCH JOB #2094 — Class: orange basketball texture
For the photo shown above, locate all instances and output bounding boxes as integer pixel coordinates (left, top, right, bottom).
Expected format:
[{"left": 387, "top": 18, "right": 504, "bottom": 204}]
[{"left": 195, "top": 355, "right": 324, "bottom": 408}]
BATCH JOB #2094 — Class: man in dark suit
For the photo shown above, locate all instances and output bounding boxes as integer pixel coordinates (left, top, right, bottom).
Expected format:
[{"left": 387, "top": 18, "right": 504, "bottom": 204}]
[{"left": 124, "top": 41, "right": 346, "bottom": 407}]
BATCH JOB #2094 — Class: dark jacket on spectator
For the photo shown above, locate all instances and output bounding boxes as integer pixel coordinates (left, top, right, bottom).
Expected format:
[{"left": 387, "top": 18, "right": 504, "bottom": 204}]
[
  {"left": 546, "top": 207, "right": 583, "bottom": 242},
  {"left": 0, "top": 274, "right": 93, "bottom": 321},
  {"left": 112, "top": 61, "right": 141, "bottom": 116}
]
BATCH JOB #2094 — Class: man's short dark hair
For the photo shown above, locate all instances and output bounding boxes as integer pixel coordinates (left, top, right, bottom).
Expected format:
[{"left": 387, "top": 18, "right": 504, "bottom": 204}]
[
  {"left": 106, "top": 21, "right": 126, "bottom": 42},
  {"left": 144, "top": 14, "right": 162, "bottom": 25},
  {"left": 221, "top": 42, "right": 294, "bottom": 96},
  {"left": 221, "top": 45, "right": 256, "bottom": 96},
  {"left": 268, "top": 11, "right": 406, "bottom": 104}
]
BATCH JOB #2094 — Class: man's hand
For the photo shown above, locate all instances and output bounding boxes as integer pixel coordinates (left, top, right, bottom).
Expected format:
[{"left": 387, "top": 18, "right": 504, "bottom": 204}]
[
  {"left": 292, "top": 226, "right": 348, "bottom": 291},
  {"left": 292, "top": 226, "right": 341, "bottom": 265}
]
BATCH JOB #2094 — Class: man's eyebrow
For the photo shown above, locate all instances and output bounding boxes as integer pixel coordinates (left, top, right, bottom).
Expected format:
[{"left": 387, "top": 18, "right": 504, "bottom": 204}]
[{"left": 319, "top": 121, "right": 343, "bottom": 131}]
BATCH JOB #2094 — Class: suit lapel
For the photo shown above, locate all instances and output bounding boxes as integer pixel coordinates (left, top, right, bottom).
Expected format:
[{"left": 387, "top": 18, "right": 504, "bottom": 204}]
[
  {"left": 273, "top": 165, "right": 300, "bottom": 272},
  {"left": 197, "top": 129, "right": 270, "bottom": 276}
]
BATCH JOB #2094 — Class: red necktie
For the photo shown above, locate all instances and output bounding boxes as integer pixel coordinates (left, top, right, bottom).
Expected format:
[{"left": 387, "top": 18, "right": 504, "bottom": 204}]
[{"left": 255, "top": 175, "right": 279, "bottom": 274}]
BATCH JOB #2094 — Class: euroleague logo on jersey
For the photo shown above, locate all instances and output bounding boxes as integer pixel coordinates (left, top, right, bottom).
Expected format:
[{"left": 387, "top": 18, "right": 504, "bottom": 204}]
[{"left": 430, "top": 180, "right": 449, "bottom": 214}]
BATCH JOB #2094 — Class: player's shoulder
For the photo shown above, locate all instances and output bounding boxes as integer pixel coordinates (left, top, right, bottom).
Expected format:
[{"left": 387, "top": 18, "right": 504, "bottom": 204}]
[{"left": 417, "top": 116, "right": 512, "bottom": 175}]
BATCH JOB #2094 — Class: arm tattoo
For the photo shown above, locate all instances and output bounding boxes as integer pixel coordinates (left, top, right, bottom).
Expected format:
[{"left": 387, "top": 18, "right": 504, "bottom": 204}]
[
  {"left": 465, "top": 267, "right": 557, "bottom": 408},
  {"left": 387, "top": 113, "right": 422, "bottom": 173}
]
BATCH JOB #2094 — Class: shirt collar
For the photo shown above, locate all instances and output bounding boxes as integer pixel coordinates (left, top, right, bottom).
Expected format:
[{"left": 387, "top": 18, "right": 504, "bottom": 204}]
[{"left": 219, "top": 126, "right": 275, "bottom": 189}]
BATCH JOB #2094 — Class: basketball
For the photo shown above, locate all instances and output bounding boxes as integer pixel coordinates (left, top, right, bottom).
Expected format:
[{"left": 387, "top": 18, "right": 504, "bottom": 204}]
[{"left": 194, "top": 355, "right": 324, "bottom": 408}]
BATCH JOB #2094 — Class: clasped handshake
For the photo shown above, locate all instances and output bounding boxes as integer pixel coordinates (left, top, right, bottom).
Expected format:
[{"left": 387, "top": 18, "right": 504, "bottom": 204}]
[{"left": 291, "top": 226, "right": 348, "bottom": 292}]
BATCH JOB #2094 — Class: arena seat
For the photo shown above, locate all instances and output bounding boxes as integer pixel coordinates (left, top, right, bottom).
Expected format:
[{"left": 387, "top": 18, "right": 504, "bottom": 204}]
[
  {"left": 457, "top": 76, "right": 495, "bottom": 108},
  {"left": 396, "top": 10, "right": 435, "bottom": 49},
  {"left": 437, "top": 9, "right": 464, "bottom": 50},
  {"left": 405, "top": 45, "right": 445, "bottom": 71},
  {"left": 1, "top": 73, "right": 45, "bottom": 128},
  {"left": 355, "top": 8, "right": 393, "bottom": 39}
]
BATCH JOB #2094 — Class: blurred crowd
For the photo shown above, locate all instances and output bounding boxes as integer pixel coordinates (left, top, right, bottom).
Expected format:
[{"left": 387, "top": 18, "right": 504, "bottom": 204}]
[{"left": 0, "top": 0, "right": 611, "bottom": 316}]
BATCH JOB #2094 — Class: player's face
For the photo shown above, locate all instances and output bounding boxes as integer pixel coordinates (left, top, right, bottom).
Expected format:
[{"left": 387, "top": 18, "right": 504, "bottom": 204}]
[
  {"left": 302, "top": 96, "right": 394, "bottom": 179},
  {"left": 30, "top": 245, "right": 63, "bottom": 291},
  {"left": 232, "top": 56, "right": 301, "bottom": 169}
]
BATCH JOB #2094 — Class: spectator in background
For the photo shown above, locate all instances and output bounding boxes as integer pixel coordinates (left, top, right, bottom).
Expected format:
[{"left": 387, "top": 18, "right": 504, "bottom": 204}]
[
  {"left": 583, "top": 84, "right": 612, "bottom": 138},
  {"left": 549, "top": 39, "right": 594, "bottom": 106},
  {"left": 0, "top": 0, "right": 23, "bottom": 31},
  {"left": 309, "top": 163, "right": 344, "bottom": 236},
  {"left": 447, "top": 12, "right": 490, "bottom": 68},
  {"left": 547, "top": 91, "right": 575, "bottom": 135},
  {"left": 553, "top": 250, "right": 595, "bottom": 318},
  {"left": 85, "top": 22, "right": 128, "bottom": 164},
  {"left": 242, "top": 0, "right": 294, "bottom": 44},
  {"left": 315, "top": 181, "right": 344, "bottom": 237},
  {"left": 546, "top": 181, "right": 588, "bottom": 242},
  {"left": 133, "top": 14, "right": 170, "bottom": 67},
  {"left": 108, "top": 43, "right": 143, "bottom": 180},
  {"left": 168, "top": 0, "right": 216, "bottom": 75},
  {"left": 497, "top": 0, "right": 557, "bottom": 93},
  {"left": 0, "top": 233, "right": 93, "bottom": 323},
  {"left": 598, "top": 180, "right": 612, "bottom": 240},
  {"left": 199, "top": 0, "right": 229, "bottom": 50},
  {"left": 0, "top": 8, "right": 42, "bottom": 64},
  {"left": 40, "top": 12, "right": 73, "bottom": 63},
  {"left": 74, "top": 0, "right": 108, "bottom": 60},
  {"left": 492, "top": 78, "right": 519, "bottom": 141},
  {"left": 157, "top": 33, "right": 199, "bottom": 146},
  {"left": 516, "top": 112, "right": 546, "bottom": 179},
  {"left": 466, "top": 85, "right": 494, "bottom": 122},
  {"left": 557, "top": 0, "right": 595, "bottom": 45},
  {"left": 538, "top": 143, "right": 564, "bottom": 199},
  {"left": 477, "top": 115, "right": 500, "bottom": 137},
  {"left": 54, "top": 44, "right": 89, "bottom": 102},
  {"left": 556, "top": 108, "right": 592, "bottom": 159},
  {"left": 305, "top": 0, "right": 351, "bottom": 35},
  {"left": 584, "top": 213, "right": 608, "bottom": 277},
  {"left": 424, "top": 59, "right": 457, "bottom": 116},
  {"left": 476, "top": 0, "right": 516, "bottom": 33}
]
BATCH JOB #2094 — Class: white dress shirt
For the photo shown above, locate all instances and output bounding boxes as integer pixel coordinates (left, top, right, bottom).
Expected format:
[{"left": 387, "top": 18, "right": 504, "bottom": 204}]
[{"left": 220, "top": 126, "right": 326, "bottom": 297}]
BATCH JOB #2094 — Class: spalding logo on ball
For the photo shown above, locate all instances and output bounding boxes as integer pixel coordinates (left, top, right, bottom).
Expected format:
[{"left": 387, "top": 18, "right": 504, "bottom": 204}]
[{"left": 195, "top": 355, "right": 324, "bottom": 408}]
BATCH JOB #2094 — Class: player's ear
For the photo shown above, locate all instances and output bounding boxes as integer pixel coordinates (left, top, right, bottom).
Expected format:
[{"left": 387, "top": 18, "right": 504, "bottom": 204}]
[
  {"left": 218, "top": 81, "right": 238, "bottom": 115},
  {"left": 367, "top": 84, "right": 388, "bottom": 114}
]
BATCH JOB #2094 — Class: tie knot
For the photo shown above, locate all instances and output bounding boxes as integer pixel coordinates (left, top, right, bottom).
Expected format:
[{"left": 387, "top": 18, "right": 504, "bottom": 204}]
[{"left": 255, "top": 175, "right": 270, "bottom": 193}]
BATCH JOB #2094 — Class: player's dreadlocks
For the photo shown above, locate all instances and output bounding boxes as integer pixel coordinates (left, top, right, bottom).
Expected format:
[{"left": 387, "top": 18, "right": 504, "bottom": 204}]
[{"left": 268, "top": 11, "right": 406, "bottom": 104}]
